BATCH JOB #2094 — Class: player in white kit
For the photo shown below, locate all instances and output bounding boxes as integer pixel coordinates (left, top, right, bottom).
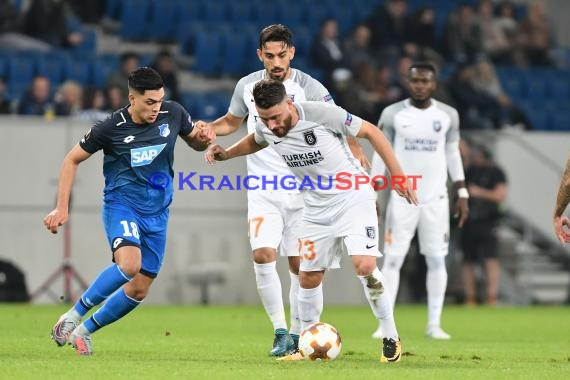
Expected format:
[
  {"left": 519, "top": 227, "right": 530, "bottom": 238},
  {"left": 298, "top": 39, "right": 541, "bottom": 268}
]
[
  {"left": 205, "top": 79, "right": 418, "bottom": 363},
  {"left": 196, "top": 25, "right": 368, "bottom": 357},
  {"left": 370, "top": 62, "right": 469, "bottom": 340}
]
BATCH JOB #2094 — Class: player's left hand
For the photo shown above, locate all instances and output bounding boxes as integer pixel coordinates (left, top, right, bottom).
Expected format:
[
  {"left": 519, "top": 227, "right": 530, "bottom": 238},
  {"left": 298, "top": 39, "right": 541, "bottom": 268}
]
[
  {"left": 395, "top": 178, "right": 419, "bottom": 205},
  {"left": 355, "top": 150, "right": 370, "bottom": 171},
  {"left": 195, "top": 121, "right": 216, "bottom": 145},
  {"left": 454, "top": 198, "right": 469, "bottom": 228},
  {"left": 204, "top": 144, "right": 228, "bottom": 165},
  {"left": 554, "top": 215, "right": 570, "bottom": 244},
  {"left": 43, "top": 208, "right": 68, "bottom": 234}
]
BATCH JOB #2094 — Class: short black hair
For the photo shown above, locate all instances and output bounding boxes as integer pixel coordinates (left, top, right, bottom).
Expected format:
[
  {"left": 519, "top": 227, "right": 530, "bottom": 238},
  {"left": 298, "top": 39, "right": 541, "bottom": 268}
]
[
  {"left": 128, "top": 67, "right": 163, "bottom": 95},
  {"left": 252, "top": 79, "right": 287, "bottom": 109},
  {"left": 258, "top": 24, "right": 293, "bottom": 50},
  {"left": 409, "top": 61, "right": 437, "bottom": 78}
]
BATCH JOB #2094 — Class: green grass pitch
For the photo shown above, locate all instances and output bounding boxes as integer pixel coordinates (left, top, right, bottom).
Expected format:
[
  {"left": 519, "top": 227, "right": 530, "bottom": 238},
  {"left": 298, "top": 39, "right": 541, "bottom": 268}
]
[{"left": 0, "top": 304, "right": 569, "bottom": 379}]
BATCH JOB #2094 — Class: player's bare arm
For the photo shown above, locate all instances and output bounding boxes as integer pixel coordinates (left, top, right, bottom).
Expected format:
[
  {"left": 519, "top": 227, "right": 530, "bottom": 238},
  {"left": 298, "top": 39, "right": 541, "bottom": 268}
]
[
  {"left": 357, "top": 121, "right": 418, "bottom": 205},
  {"left": 553, "top": 152, "right": 570, "bottom": 243},
  {"left": 43, "top": 144, "right": 92, "bottom": 234},
  {"left": 205, "top": 133, "right": 266, "bottom": 165},
  {"left": 452, "top": 181, "right": 469, "bottom": 228},
  {"left": 346, "top": 136, "right": 370, "bottom": 170},
  {"left": 199, "top": 112, "right": 245, "bottom": 137},
  {"left": 182, "top": 122, "right": 216, "bottom": 151}
]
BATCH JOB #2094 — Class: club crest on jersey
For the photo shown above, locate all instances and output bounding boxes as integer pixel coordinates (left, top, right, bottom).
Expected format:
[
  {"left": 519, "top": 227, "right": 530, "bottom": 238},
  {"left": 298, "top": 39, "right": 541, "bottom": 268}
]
[
  {"left": 303, "top": 130, "right": 317, "bottom": 146},
  {"left": 365, "top": 226, "right": 376, "bottom": 239},
  {"left": 131, "top": 143, "right": 166, "bottom": 167},
  {"left": 158, "top": 123, "right": 170, "bottom": 137},
  {"left": 433, "top": 120, "right": 442, "bottom": 132}
]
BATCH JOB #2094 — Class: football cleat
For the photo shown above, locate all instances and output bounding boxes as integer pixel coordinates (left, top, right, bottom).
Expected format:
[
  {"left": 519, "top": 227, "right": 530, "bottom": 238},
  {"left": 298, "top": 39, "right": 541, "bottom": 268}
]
[
  {"left": 290, "top": 334, "right": 299, "bottom": 351},
  {"left": 425, "top": 325, "right": 451, "bottom": 340},
  {"left": 269, "top": 329, "right": 295, "bottom": 357},
  {"left": 51, "top": 313, "right": 79, "bottom": 347},
  {"left": 380, "top": 337, "right": 402, "bottom": 363},
  {"left": 276, "top": 350, "right": 303, "bottom": 361},
  {"left": 69, "top": 330, "right": 93, "bottom": 356}
]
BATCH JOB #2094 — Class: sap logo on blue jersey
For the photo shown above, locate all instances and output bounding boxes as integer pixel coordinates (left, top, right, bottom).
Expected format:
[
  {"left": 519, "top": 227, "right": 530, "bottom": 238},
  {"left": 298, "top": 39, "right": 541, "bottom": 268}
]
[
  {"left": 131, "top": 144, "right": 166, "bottom": 167},
  {"left": 158, "top": 123, "right": 170, "bottom": 137}
]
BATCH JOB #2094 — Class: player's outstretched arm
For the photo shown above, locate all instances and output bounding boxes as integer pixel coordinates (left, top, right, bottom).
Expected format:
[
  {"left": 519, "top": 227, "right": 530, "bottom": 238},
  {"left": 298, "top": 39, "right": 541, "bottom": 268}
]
[
  {"left": 357, "top": 121, "right": 418, "bottom": 205},
  {"left": 553, "top": 152, "right": 570, "bottom": 243},
  {"left": 205, "top": 133, "right": 265, "bottom": 165},
  {"left": 43, "top": 144, "right": 92, "bottom": 234},
  {"left": 182, "top": 122, "right": 216, "bottom": 151},
  {"left": 201, "top": 112, "right": 244, "bottom": 137},
  {"left": 346, "top": 136, "right": 370, "bottom": 170}
]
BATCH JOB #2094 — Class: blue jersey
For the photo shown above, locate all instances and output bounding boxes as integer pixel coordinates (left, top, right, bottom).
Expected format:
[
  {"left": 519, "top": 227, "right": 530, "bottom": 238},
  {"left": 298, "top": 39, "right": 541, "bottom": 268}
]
[{"left": 79, "top": 101, "right": 193, "bottom": 215}]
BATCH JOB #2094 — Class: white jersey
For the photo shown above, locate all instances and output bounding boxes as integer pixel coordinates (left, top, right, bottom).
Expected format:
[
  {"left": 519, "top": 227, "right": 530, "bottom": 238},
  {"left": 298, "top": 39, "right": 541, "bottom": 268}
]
[
  {"left": 379, "top": 98, "right": 460, "bottom": 204},
  {"left": 229, "top": 68, "right": 335, "bottom": 191},
  {"left": 254, "top": 101, "right": 371, "bottom": 209}
]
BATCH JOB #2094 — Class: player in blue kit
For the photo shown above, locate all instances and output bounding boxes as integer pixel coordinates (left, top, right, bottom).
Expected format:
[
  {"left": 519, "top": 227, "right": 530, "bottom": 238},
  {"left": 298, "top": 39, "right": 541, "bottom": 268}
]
[{"left": 43, "top": 67, "right": 214, "bottom": 356}]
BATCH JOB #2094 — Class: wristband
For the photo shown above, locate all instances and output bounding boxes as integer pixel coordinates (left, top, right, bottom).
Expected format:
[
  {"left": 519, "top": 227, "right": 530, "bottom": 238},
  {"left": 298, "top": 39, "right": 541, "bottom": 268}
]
[{"left": 458, "top": 188, "right": 469, "bottom": 199}]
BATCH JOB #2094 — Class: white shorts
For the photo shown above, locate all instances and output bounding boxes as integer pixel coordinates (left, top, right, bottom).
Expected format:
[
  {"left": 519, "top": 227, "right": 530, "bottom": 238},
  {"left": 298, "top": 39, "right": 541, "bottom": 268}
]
[
  {"left": 247, "top": 190, "right": 303, "bottom": 257},
  {"left": 299, "top": 198, "right": 381, "bottom": 272},
  {"left": 384, "top": 194, "right": 450, "bottom": 257}
]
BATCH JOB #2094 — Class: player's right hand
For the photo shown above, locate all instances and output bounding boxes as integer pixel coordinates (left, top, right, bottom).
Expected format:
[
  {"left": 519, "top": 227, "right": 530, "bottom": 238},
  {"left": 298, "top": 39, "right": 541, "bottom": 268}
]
[
  {"left": 43, "top": 208, "right": 68, "bottom": 234},
  {"left": 395, "top": 178, "right": 419, "bottom": 206},
  {"left": 204, "top": 144, "right": 228, "bottom": 165},
  {"left": 554, "top": 215, "right": 570, "bottom": 244}
]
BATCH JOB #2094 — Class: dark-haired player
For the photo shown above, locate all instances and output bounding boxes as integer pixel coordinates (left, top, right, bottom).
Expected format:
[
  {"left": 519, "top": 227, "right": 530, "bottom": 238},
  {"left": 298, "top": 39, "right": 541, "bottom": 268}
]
[{"left": 44, "top": 67, "right": 214, "bottom": 355}]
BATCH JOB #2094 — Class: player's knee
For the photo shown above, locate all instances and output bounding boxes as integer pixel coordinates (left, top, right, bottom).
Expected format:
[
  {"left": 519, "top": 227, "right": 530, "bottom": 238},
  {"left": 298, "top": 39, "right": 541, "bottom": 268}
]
[
  {"left": 425, "top": 255, "right": 446, "bottom": 272},
  {"left": 354, "top": 260, "right": 377, "bottom": 276},
  {"left": 117, "top": 262, "right": 141, "bottom": 278},
  {"left": 252, "top": 247, "right": 277, "bottom": 264}
]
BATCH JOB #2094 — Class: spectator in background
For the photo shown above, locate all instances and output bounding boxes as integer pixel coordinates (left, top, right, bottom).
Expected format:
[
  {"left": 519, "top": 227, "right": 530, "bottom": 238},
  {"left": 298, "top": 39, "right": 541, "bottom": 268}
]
[
  {"left": 473, "top": 0, "right": 513, "bottom": 64},
  {"left": 78, "top": 87, "right": 110, "bottom": 122},
  {"left": 520, "top": 0, "right": 554, "bottom": 66},
  {"left": 342, "top": 23, "right": 376, "bottom": 72},
  {"left": 448, "top": 63, "right": 500, "bottom": 129},
  {"left": 460, "top": 142, "right": 507, "bottom": 306},
  {"left": 151, "top": 50, "right": 180, "bottom": 102},
  {"left": 310, "top": 18, "right": 349, "bottom": 90},
  {"left": 54, "top": 80, "right": 82, "bottom": 116},
  {"left": 0, "top": 77, "right": 11, "bottom": 114},
  {"left": 106, "top": 85, "right": 125, "bottom": 110},
  {"left": 471, "top": 59, "right": 532, "bottom": 129},
  {"left": 69, "top": 0, "right": 105, "bottom": 24},
  {"left": 366, "top": 0, "right": 408, "bottom": 62},
  {"left": 443, "top": 3, "right": 481, "bottom": 63},
  {"left": 495, "top": 1, "right": 527, "bottom": 67},
  {"left": 107, "top": 52, "right": 141, "bottom": 105},
  {"left": 17, "top": 76, "right": 54, "bottom": 116},
  {"left": 21, "top": 0, "right": 84, "bottom": 49},
  {"left": 405, "top": 6, "right": 445, "bottom": 65}
]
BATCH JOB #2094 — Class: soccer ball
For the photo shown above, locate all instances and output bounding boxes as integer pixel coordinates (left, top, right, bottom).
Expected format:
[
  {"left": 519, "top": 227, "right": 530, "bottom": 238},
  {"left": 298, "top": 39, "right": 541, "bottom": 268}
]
[{"left": 299, "top": 322, "right": 342, "bottom": 361}]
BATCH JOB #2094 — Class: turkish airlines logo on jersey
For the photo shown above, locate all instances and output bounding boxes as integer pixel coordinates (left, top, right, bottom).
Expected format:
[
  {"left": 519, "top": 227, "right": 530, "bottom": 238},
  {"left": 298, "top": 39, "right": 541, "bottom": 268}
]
[
  {"left": 303, "top": 130, "right": 317, "bottom": 146},
  {"left": 131, "top": 144, "right": 166, "bottom": 167}
]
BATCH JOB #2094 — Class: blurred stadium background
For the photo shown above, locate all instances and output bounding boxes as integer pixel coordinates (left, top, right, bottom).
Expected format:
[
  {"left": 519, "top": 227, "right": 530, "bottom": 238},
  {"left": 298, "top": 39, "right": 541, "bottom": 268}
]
[{"left": 1, "top": 0, "right": 570, "bottom": 307}]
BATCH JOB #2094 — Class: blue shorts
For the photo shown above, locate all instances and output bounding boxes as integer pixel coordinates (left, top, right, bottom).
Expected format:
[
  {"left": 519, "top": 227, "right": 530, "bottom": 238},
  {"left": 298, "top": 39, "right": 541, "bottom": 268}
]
[{"left": 102, "top": 203, "right": 169, "bottom": 278}]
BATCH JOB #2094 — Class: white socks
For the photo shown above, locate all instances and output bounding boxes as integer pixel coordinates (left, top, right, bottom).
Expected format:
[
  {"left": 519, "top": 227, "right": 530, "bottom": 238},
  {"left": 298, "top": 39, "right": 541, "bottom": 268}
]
[
  {"left": 289, "top": 272, "right": 300, "bottom": 336},
  {"left": 425, "top": 256, "right": 448, "bottom": 327},
  {"left": 381, "top": 255, "right": 406, "bottom": 308},
  {"left": 253, "top": 261, "right": 286, "bottom": 331},
  {"left": 297, "top": 284, "right": 323, "bottom": 330},
  {"left": 358, "top": 268, "right": 399, "bottom": 340}
]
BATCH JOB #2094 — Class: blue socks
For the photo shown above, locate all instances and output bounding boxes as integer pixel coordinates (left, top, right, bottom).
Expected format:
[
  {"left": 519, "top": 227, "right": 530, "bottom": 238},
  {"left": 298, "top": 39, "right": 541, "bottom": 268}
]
[
  {"left": 73, "top": 264, "right": 132, "bottom": 316},
  {"left": 84, "top": 288, "right": 141, "bottom": 333}
]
